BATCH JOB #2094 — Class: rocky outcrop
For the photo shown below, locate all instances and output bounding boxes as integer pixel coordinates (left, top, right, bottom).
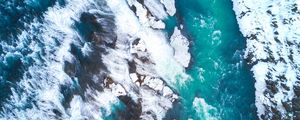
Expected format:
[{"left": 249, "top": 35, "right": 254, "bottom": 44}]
[
  {"left": 0, "top": 0, "right": 190, "bottom": 119},
  {"left": 233, "top": 0, "right": 300, "bottom": 119},
  {"left": 101, "top": 0, "right": 189, "bottom": 119},
  {"left": 170, "top": 26, "right": 191, "bottom": 68}
]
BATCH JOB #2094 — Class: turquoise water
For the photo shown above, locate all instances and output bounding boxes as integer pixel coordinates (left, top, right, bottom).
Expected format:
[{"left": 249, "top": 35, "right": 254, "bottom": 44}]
[
  {"left": 169, "top": 0, "right": 257, "bottom": 119},
  {"left": 0, "top": 0, "right": 258, "bottom": 119}
]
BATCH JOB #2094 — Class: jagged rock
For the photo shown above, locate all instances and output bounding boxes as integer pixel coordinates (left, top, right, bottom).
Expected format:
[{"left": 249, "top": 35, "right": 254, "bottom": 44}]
[
  {"left": 293, "top": 98, "right": 300, "bottom": 111},
  {"left": 282, "top": 100, "right": 292, "bottom": 112},
  {"left": 270, "top": 107, "right": 281, "bottom": 119},
  {"left": 265, "top": 80, "right": 278, "bottom": 94},
  {"left": 233, "top": 0, "right": 300, "bottom": 119},
  {"left": 64, "top": 61, "right": 77, "bottom": 77},
  {"left": 118, "top": 96, "right": 142, "bottom": 120},
  {"left": 294, "top": 111, "right": 300, "bottom": 119},
  {"left": 281, "top": 83, "right": 290, "bottom": 91},
  {"left": 294, "top": 85, "right": 300, "bottom": 96},
  {"left": 170, "top": 26, "right": 191, "bottom": 68}
]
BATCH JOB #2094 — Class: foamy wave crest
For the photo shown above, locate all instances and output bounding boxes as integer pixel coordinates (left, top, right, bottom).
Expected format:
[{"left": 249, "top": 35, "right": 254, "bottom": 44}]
[
  {"left": 0, "top": 0, "right": 192, "bottom": 119},
  {"left": 0, "top": 0, "right": 118, "bottom": 119}
]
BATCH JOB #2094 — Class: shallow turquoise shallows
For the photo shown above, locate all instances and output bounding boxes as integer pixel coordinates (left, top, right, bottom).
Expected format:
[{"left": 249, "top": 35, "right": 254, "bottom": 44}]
[{"left": 168, "top": 0, "right": 258, "bottom": 119}]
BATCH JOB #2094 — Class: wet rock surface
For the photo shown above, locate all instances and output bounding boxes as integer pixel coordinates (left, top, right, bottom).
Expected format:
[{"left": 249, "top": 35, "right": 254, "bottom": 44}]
[
  {"left": 233, "top": 0, "right": 300, "bottom": 119},
  {"left": 0, "top": 0, "right": 184, "bottom": 119}
]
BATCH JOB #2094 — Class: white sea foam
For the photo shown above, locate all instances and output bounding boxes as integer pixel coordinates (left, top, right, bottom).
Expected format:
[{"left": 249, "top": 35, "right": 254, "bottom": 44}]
[
  {"left": 251, "top": 62, "right": 269, "bottom": 116},
  {"left": 105, "top": 0, "right": 189, "bottom": 118},
  {"left": 193, "top": 97, "right": 217, "bottom": 120},
  {"left": 139, "top": 88, "right": 173, "bottom": 120},
  {"left": 107, "top": 0, "right": 190, "bottom": 84},
  {"left": 1, "top": 0, "right": 188, "bottom": 119},
  {"left": 0, "top": 0, "right": 119, "bottom": 119}
]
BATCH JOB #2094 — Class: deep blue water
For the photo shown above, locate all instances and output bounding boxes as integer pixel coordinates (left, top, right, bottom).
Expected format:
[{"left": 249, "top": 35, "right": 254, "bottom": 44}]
[{"left": 0, "top": 0, "right": 57, "bottom": 105}]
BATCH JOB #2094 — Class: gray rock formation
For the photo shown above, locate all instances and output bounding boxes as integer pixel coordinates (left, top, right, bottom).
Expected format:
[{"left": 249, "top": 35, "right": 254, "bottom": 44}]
[{"left": 233, "top": 0, "right": 300, "bottom": 119}]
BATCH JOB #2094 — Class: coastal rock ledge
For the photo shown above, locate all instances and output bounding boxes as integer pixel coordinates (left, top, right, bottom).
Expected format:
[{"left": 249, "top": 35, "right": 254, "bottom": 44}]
[{"left": 233, "top": 0, "right": 300, "bottom": 119}]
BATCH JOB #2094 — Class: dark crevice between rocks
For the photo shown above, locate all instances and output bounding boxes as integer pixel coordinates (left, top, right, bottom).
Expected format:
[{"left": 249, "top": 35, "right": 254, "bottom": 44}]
[
  {"left": 61, "top": 9, "right": 117, "bottom": 108},
  {"left": 52, "top": 109, "right": 63, "bottom": 119},
  {"left": 271, "top": 106, "right": 282, "bottom": 120},
  {"left": 163, "top": 99, "right": 183, "bottom": 120},
  {"left": 239, "top": 7, "right": 251, "bottom": 19},
  {"left": 295, "top": 111, "right": 300, "bottom": 119},
  {"left": 281, "top": 83, "right": 290, "bottom": 91},
  {"left": 245, "top": 51, "right": 260, "bottom": 66},
  {"left": 292, "top": 4, "right": 298, "bottom": 12},
  {"left": 145, "top": 110, "right": 158, "bottom": 120},
  {"left": 265, "top": 79, "right": 278, "bottom": 94},
  {"left": 282, "top": 18, "right": 293, "bottom": 24},
  {"left": 282, "top": 100, "right": 292, "bottom": 112},
  {"left": 286, "top": 40, "right": 294, "bottom": 46},
  {"left": 132, "top": 38, "right": 141, "bottom": 46},
  {"left": 266, "top": 10, "right": 273, "bottom": 16},
  {"left": 293, "top": 98, "right": 300, "bottom": 111},
  {"left": 245, "top": 34, "right": 258, "bottom": 40},
  {"left": 76, "top": 12, "right": 117, "bottom": 48},
  {"left": 103, "top": 76, "right": 114, "bottom": 88},
  {"left": 274, "top": 37, "right": 280, "bottom": 43},
  {"left": 271, "top": 21, "right": 278, "bottom": 28},
  {"left": 59, "top": 80, "right": 81, "bottom": 110},
  {"left": 128, "top": 60, "right": 137, "bottom": 74},
  {"left": 130, "top": 5, "right": 137, "bottom": 14},
  {"left": 274, "top": 31, "right": 279, "bottom": 35},
  {"left": 128, "top": 58, "right": 148, "bottom": 86},
  {"left": 68, "top": 43, "right": 107, "bottom": 93},
  {"left": 135, "top": 0, "right": 159, "bottom": 21},
  {"left": 294, "top": 85, "right": 300, "bottom": 97},
  {"left": 293, "top": 97, "right": 300, "bottom": 119},
  {"left": 114, "top": 95, "right": 142, "bottom": 120},
  {"left": 137, "top": 0, "right": 144, "bottom": 5},
  {"left": 266, "top": 5, "right": 276, "bottom": 17}
]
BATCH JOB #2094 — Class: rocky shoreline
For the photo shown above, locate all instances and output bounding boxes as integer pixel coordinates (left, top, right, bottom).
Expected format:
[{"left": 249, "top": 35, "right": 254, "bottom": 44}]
[
  {"left": 233, "top": 0, "right": 300, "bottom": 119},
  {"left": 104, "top": 0, "right": 190, "bottom": 119},
  {"left": 0, "top": 0, "right": 191, "bottom": 119}
]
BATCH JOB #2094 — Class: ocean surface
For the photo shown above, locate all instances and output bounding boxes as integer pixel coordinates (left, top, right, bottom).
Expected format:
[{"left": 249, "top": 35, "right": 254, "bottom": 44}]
[
  {"left": 0, "top": 0, "right": 258, "bottom": 119},
  {"left": 165, "top": 0, "right": 257, "bottom": 119}
]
